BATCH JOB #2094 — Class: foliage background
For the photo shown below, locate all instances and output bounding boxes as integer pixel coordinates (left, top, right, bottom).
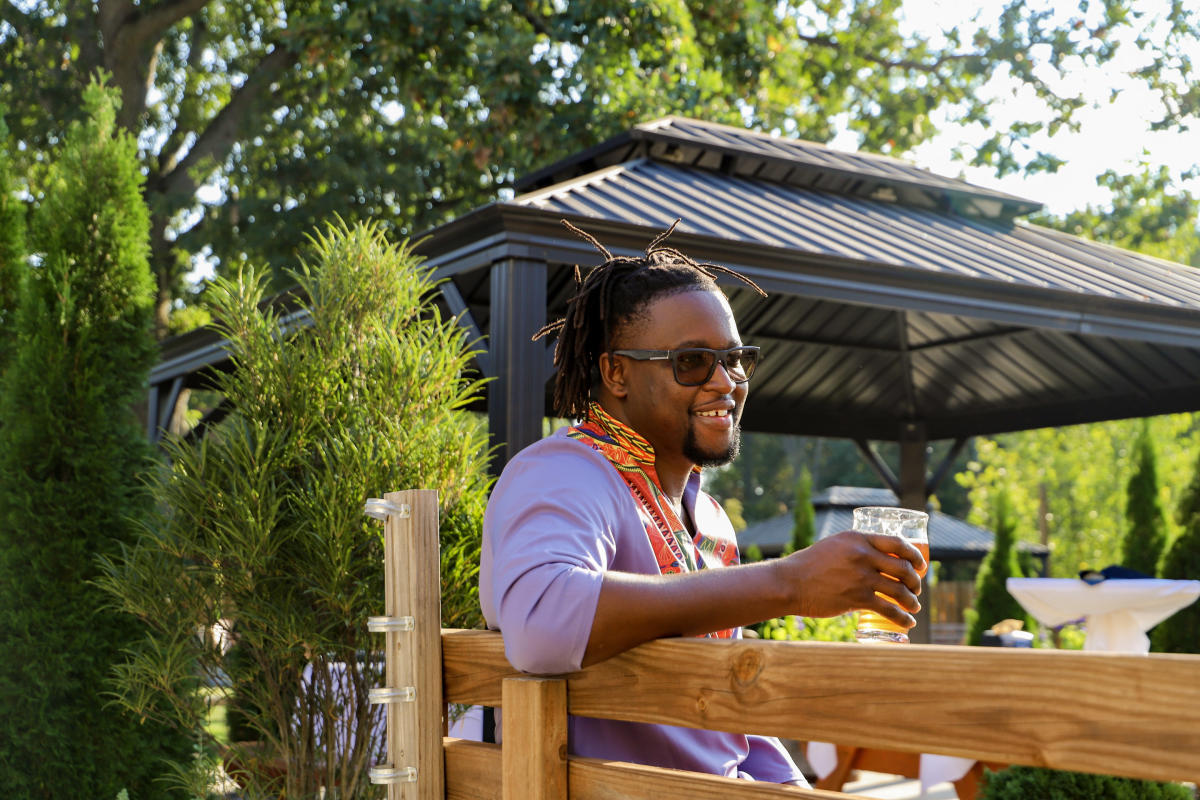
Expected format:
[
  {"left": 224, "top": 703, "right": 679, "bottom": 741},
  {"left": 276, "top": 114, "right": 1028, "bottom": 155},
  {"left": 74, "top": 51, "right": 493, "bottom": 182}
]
[
  {"left": 97, "top": 221, "right": 492, "bottom": 797},
  {"left": 0, "top": 80, "right": 191, "bottom": 800}
]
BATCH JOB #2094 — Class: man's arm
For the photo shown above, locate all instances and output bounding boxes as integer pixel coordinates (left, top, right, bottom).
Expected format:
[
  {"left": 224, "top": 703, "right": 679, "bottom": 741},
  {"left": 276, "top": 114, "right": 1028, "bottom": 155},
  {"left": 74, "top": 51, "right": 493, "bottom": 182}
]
[{"left": 583, "top": 530, "right": 923, "bottom": 667}]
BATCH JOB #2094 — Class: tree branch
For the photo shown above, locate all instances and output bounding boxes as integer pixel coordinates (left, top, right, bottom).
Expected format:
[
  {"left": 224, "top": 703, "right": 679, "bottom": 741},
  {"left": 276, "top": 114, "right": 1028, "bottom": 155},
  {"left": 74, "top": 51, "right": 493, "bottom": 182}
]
[
  {"left": 120, "top": 0, "right": 212, "bottom": 51},
  {"left": 793, "top": 32, "right": 977, "bottom": 74},
  {"left": 157, "top": 13, "right": 209, "bottom": 175},
  {"left": 153, "top": 43, "right": 297, "bottom": 204}
]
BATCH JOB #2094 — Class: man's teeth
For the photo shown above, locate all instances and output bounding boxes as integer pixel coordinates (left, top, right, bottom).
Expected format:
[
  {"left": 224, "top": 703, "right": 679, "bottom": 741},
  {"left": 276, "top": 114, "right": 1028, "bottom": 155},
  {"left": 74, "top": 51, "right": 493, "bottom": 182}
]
[{"left": 695, "top": 410, "right": 728, "bottom": 417}]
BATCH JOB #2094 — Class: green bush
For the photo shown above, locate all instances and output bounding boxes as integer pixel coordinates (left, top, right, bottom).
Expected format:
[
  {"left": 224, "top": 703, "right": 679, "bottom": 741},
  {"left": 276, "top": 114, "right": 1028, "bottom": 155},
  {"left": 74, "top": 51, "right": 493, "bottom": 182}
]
[
  {"left": 1121, "top": 423, "right": 1167, "bottom": 576},
  {"left": 980, "top": 766, "right": 1192, "bottom": 800},
  {"left": 97, "top": 220, "right": 492, "bottom": 799},
  {"left": 789, "top": 468, "right": 816, "bottom": 554},
  {"left": 0, "top": 104, "right": 24, "bottom": 361},
  {"left": 0, "top": 78, "right": 191, "bottom": 800},
  {"left": 1154, "top": 447, "right": 1200, "bottom": 653},
  {"left": 965, "top": 488, "right": 1031, "bottom": 645},
  {"left": 756, "top": 614, "right": 857, "bottom": 642}
]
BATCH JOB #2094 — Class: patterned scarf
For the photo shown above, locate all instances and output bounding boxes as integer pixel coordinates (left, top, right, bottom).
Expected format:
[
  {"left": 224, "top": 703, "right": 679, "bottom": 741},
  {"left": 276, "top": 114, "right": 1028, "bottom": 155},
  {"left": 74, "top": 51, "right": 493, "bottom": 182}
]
[{"left": 567, "top": 402, "right": 739, "bottom": 638}]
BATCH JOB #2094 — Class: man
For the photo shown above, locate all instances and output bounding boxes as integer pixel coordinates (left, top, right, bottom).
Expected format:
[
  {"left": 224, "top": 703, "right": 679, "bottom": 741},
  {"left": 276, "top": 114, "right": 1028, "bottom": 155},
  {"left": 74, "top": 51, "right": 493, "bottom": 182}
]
[{"left": 480, "top": 220, "right": 924, "bottom": 785}]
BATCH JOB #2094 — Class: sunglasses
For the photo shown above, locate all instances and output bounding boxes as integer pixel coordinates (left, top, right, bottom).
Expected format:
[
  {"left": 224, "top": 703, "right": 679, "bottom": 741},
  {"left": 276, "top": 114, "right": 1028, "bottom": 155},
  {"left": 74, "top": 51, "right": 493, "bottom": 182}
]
[{"left": 610, "top": 346, "right": 760, "bottom": 386}]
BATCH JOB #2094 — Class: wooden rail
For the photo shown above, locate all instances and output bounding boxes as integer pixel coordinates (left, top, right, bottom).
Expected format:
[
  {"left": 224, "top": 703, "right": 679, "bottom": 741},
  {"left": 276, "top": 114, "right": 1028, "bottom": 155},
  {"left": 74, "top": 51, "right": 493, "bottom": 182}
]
[
  {"left": 372, "top": 491, "right": 1200, "bottom": 799},
  {"left": 443, "top": 628, "right": 1200, "bottom": 784}
]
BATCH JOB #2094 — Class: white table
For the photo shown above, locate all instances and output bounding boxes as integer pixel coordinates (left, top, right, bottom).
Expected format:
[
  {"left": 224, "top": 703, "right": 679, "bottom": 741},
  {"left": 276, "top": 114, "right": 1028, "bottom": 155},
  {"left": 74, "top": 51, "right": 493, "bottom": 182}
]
[{"left": 1006, "top": 577, "right": 1200, "bottom": 654}]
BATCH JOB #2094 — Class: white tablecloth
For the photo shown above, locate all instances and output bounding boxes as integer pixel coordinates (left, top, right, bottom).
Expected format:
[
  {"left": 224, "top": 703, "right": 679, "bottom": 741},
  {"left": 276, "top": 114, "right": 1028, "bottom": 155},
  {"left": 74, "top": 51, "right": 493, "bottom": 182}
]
[
  {"left": 1006, "top": 577, "right": 1200, "bottom": 654},
  {"left": 805, "top": 743, "right": 974, "bottom": 792}
]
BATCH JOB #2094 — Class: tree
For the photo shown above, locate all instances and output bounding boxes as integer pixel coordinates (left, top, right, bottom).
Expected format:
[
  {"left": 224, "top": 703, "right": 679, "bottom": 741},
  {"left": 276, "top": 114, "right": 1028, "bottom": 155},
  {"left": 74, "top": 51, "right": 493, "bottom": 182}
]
[
  {"left": 1037, "top": 164, "right": 1200, "bottom": 268},
  {"left": 97, "top": 220, "right": 492, "bottom": 797},
  {"left": 0, "top": 105, "right": 23, "bottom": 363},
  {"left": 789, "top": 468, "right": 816, "bottom": 553},
  {"left": 5, "top": 1, "right": 1199, "bottom": 334},
  {"left": 957, "top": 416, "right": 1200, "bottom": 577},
  {"left": 0, "top": 79, "right": 190, "bottom": 800},
  {"left": 965, "top": 489, "right": 1030, "bottom": 646},
  {"left": 1121, "top": 423, "right": 1168, "bottom": 576},
  {"left": 1153, "top": 449, "right": 1200, "bottom": 654}
]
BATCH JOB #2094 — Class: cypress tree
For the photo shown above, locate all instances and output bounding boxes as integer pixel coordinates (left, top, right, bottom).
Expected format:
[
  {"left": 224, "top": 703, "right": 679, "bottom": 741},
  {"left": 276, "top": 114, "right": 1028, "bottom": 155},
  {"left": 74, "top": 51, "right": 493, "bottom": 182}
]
[
  {"left": 965, "top": 489, "right": 1031, "bottom": 645},
  {"left": 1153, "top": 449, "right": 1200, "bottom": 653},
  {"left": 0, "top": 79, "right": 190, "bottom": 799},
  {"left": 789, "top": 468, "right": 816, "bottom": 553},
  {"left": 1121, "top": 423, "right": 1167, "bottom": 576},
  {"left": 0, "top": 105, "right": 25, "bottom": 364}
]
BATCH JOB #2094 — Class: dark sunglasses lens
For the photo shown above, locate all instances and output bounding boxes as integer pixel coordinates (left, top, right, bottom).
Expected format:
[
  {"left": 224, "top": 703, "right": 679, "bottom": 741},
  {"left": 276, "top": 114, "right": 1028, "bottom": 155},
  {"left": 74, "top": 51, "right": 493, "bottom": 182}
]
[
  {"left": 672, "top": 349, "right": 716, "bottom": 385},
  {"left": 728, "top": 348, "right": 757, "bottom": 381}
]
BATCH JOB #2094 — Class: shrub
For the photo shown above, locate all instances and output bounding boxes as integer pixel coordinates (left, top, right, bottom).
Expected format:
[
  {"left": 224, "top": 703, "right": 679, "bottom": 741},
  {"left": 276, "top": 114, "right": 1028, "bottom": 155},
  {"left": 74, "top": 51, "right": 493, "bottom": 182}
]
[
  {"left": 980, "top": 765, "right": 1192, "bottom": 800},
  {"left": 0, "top": 78, "right": 191, "bottom": 799},
  {"left": 965, "top": 488, "right": 1031, "bottom": 645},
  {"left": 1154, "top": 446, "right": 1200, "bottom": 653},
  {"left": 756, "top": 614, "right": 857, "bottom": 642},
  {"left": 789, "top": 468, "right": 816, "bottom": 553},
  {"left": 1121, "top": 423, "right": 1167, "bottom": 576},
  {"left": 97, "top": 220, "right": 492, "bottom": 798}
]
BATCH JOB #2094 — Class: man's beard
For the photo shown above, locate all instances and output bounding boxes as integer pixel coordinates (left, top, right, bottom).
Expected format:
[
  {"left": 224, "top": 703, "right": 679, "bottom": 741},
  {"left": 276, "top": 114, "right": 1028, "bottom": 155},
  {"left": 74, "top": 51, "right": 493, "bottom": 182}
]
[{"left": 683, "top": 418, "right": 742, "bottom": 468}]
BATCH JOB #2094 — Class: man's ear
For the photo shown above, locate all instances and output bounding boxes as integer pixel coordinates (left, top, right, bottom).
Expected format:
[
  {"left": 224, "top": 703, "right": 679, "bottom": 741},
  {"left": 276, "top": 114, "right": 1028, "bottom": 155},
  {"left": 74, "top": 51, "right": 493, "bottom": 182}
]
[{"left": 597, "top": 352, "right": 629, "bottom": 399}]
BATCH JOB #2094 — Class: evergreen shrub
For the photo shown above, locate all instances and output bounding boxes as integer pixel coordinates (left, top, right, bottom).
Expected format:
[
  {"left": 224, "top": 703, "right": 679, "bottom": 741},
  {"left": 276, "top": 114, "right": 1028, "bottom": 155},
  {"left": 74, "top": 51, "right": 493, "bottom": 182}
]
[
  {"left": 1121, "top": 424, "right": 1167, "bottom": 576},
  {"left": 0, "top": 79, "right": 191, "bottom": 800},
  {"left": 980, "top": 766, "right": 1191, "bottom": 800},
  {"left": 97, "top": 220, "right": 492, "bottom": 799},
  {"left": 1154, "top": 447, "right": 1200, "bottom": 653},
  {"left": 965, "top": 489, "right": 1031, "bottom": 645}
]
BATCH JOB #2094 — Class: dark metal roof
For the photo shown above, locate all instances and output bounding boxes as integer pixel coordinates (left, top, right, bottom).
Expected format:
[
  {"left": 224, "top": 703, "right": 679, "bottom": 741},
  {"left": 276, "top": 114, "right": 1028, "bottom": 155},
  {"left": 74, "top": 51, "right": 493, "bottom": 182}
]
[
  {"left": 152, "top": 115, "right": 1200, "bottom": 448},
  {"left": 737, "top": 486, "right": 1049, "bottom": 561},
  {"left": 517, "top": 116, "right": 1042, "bottom": 219}
]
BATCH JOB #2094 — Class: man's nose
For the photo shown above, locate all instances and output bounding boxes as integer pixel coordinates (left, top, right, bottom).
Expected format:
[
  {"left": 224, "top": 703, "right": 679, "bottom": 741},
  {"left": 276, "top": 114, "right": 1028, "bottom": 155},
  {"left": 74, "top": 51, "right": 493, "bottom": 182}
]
[{"left": 705, "top": 359, "right": 737, "bottom": 391}]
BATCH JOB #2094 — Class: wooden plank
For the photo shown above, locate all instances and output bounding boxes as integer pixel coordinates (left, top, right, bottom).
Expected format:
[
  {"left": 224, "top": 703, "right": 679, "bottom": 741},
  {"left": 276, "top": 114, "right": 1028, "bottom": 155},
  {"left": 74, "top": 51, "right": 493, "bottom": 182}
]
[
  {"left": 445, "top": 739, "right": 501, "bottom": 800},
  {"left": 386, "top": 490, "right": 445, "bottom": 800},
  {"left": 502, "top": 678, "right": 568, "bottom": 800},
  {"left": 441, "top": 629, "right": 1200, "bottom": 783},
  {"left": 443, "top": 738, "right": 855, "bottom": 800}
]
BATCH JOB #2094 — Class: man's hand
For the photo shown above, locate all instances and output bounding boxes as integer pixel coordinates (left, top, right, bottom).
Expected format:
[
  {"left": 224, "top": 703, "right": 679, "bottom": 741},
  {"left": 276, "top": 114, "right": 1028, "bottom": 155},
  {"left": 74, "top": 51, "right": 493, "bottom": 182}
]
[{"left": 772, "top": 531, "right": 925, "bottom": 630}]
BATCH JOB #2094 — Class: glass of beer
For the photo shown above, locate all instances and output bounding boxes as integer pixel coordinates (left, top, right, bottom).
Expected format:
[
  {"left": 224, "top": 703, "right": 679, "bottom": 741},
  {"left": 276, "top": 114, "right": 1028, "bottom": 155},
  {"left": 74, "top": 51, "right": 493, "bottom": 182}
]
[{"left": 853, "top": 506, "right": 929, "bottom": 644}]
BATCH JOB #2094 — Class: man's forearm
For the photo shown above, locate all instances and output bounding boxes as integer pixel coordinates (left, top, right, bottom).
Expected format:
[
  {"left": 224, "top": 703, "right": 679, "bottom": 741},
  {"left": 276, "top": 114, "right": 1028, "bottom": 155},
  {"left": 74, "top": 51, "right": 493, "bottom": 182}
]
[
  {"left": 583, "top": 560, "right": 792, "bottom": 666},
  {"left": 582, "top": 530, "right": 924, "bottom": 667}
]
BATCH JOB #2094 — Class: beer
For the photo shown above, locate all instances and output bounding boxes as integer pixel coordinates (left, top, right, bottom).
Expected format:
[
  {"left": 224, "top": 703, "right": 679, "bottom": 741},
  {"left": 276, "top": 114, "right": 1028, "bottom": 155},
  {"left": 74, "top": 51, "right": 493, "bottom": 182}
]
[
  {"left": 850, "top": 506, "right": 929, "bottom": 644},
  {"left": 855, "top": 540, "right": 930, "bottom": 641}
]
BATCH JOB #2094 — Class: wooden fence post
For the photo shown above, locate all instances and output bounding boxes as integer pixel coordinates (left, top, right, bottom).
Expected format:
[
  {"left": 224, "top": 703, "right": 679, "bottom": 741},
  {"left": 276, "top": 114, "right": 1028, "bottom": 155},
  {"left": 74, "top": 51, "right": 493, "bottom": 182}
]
[
  {"left": 502, "top": 677, "right": 568, "bottom": 800},
  {"left": 366, "top": 490, "right": 445, "bottom": 800}
]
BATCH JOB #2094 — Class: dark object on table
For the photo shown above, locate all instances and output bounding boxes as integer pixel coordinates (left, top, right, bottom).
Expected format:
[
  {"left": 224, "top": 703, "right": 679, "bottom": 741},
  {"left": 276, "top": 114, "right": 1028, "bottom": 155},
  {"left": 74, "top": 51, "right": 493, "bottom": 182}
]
[{"left": 1079, "top": 565, "right": 1154, "bottom": 585}]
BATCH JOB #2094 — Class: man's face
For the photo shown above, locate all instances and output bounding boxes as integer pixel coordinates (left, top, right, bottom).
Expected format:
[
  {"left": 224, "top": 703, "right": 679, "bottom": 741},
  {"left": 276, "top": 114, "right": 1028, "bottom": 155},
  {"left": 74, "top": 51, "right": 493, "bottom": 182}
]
[{"left": 607, "top": 288, "right": 748, "bottom": 471}]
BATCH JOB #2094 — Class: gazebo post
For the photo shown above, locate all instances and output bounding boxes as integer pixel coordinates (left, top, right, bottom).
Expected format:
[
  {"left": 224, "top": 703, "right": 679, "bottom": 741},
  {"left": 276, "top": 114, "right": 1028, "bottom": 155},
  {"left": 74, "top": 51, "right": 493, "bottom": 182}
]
[
  {"left": 488, "top": 257, "right": 548, "bottom": 479},
  {"left": 899, "top": 421, "right": 932, "bottom": 644}
]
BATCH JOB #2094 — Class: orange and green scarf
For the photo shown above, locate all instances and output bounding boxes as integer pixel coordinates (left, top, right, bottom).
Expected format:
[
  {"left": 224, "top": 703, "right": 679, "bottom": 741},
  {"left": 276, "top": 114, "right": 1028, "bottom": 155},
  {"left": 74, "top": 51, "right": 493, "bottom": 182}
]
[{"left": 567, "top": 402, "right": 739, "bottom": 638}]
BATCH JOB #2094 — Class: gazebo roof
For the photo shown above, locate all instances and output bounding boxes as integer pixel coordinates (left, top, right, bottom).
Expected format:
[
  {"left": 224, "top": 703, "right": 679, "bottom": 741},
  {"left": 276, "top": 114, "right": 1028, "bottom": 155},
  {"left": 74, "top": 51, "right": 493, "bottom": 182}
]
[
  {"left": 410, "top": 117, "right": 1200, "bottom": 443},
  {"left": 151, "top": 115, "right": 1200, "bottom": 452}
]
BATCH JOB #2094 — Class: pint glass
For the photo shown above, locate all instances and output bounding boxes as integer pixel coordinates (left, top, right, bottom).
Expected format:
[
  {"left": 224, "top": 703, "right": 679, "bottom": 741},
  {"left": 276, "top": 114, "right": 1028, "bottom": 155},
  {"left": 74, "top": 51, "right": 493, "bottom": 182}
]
[{"left": 853, "top": 506, "right": 929, "bottom": 644}]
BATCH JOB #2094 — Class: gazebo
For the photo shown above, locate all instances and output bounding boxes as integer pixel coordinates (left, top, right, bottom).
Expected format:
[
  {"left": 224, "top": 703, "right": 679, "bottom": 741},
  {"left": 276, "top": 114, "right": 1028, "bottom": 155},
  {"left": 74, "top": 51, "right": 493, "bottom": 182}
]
[{"left": 150, "top": 116, "right": 1200, "bottom": 638}]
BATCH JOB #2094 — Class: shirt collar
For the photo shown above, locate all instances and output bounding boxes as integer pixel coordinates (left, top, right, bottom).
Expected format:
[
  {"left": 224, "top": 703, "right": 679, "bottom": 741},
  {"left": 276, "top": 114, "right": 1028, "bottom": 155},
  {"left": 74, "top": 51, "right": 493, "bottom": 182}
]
[{"left": 585, "top": 402, "right": 702, "bottom": 477}]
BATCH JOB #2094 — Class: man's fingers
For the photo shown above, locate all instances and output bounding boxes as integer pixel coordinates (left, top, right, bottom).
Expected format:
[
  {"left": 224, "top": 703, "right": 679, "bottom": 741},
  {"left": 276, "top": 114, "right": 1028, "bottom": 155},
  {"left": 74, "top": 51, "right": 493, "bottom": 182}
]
[
  {"left": 862, "top": 533, "right": 926, "bottom": 592},
  {"left": 868, "top": 595, "right": 917, "bottom": 630},
  {"left": 870, "top": 577, "right": 921, "bottom": 614}
]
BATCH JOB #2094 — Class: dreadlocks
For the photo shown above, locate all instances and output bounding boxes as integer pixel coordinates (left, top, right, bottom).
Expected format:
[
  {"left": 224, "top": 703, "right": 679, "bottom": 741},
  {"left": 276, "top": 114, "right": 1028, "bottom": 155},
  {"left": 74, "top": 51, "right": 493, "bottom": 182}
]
[{"left": 533, "top": 219, "right": 767, "bottom": 420}]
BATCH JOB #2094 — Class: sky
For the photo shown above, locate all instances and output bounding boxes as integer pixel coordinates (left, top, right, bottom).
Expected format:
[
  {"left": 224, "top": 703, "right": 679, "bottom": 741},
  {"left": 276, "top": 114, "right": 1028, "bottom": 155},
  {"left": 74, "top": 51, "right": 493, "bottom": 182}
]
[{"left": 850, "top": 0, "right": 1200, "bottom": 216}]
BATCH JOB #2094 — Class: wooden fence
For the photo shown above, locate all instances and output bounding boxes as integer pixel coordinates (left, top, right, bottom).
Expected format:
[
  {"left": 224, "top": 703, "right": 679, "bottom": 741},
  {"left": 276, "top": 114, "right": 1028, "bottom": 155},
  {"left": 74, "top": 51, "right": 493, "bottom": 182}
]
[{"left": 366, "top": 490, "right": 1200, "bottom": 800}]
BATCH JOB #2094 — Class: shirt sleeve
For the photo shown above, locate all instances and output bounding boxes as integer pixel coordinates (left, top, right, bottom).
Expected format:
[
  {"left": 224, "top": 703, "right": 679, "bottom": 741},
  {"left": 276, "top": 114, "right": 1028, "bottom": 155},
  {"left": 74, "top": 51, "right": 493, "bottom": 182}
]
[
  {"left": 739, "top": 735, "right": 807, "bottom": 785},
  {"left": 480, "top": 437, "right": 623, "bottom": 675}
]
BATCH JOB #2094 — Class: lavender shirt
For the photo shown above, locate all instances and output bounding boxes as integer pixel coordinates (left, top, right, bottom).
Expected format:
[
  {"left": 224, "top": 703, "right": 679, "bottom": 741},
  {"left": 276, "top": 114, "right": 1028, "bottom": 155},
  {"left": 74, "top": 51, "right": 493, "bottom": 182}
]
[{"left": 480, "top": 429, "right": 806, "bottom": 784}]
